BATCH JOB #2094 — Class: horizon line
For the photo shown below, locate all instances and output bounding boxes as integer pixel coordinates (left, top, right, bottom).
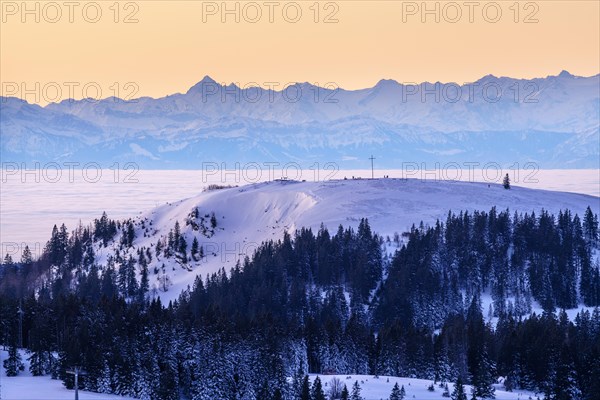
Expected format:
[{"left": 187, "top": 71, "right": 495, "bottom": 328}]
[{"left": 2, "top": 70, "right": 599, "bottom": 107}]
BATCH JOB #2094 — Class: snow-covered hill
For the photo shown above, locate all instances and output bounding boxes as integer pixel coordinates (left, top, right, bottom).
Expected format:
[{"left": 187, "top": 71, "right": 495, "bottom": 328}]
[
  {"left": 0, "top": 350, "right": 135, "bottom": 400},
  {"left": 2, "top": 72, "right": 599, "bottom": 168},
  {"left": 90, "top": 178, "right": 599, "bottom": 301},
  {"left": 306, "top": 374, "right": 536, "bottom": 400}
]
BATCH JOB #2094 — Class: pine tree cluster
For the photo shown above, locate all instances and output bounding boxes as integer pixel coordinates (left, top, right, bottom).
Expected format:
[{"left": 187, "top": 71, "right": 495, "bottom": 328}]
[{"left": 0, "top": 207, "right": 599, "bottom": 399}]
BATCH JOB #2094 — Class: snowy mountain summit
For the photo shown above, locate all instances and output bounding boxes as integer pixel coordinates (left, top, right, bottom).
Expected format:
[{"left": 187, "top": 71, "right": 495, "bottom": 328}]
[{"left": 89, "top": 178, "right": 599, "bottom": 300}]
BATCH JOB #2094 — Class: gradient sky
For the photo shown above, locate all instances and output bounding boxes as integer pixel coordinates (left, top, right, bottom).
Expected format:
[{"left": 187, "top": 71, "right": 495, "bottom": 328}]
[{"left": 1, "top": 0, "right": 598, "bottom": 104}]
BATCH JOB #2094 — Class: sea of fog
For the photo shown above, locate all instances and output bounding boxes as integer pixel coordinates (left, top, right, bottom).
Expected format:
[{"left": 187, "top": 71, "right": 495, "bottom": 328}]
[{"left": 1, "top": 169, "right": 598, "bottom": 259}]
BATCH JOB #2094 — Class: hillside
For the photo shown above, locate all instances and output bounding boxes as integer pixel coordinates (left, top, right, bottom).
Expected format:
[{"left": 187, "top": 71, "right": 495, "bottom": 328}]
[
  {"left": 87, "top": 178, "right": 599, "bottom": 301},
  {"left": 305, "top": 374, "right": 535, "bottom": 400},
  {"left": 4, "top": 178, "right": 599, "bottom": 400},
  {"left": 0, "top": 350, "right": 135, "bottom": 400}
]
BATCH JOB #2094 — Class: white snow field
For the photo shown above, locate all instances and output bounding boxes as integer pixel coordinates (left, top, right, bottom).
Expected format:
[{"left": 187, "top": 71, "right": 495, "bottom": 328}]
[
  {"left": 100, "top": 178, "right": 598, "bottom": 301},
  {"left": 0, "top": 350, "right": 538, "bottom": 400},
  {"left": 0, "top": 350, "right": 135, "bottom": 400},
  {"left": 307, "top": 374, "right": 537, "bottom": 400}
]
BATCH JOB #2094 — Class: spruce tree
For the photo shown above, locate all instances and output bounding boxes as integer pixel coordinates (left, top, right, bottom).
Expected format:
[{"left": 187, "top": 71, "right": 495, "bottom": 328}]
[
  {"left": 139, "top": 263, "right": 149, "bottom": 302},
  {"left": 191, "top": 237, "right": 200, "bottom": 261},
  {"left": 339, "top": 384, "right": 350, "bottom": 400},
  {"left": 155, "top": 240, "right": 163, "bottom": 258},
  {"left": 311, "top": 376, "right": 326, "bottom": 400},
  {"left": 4, "top": 343, "right": 24, "bottom": 376},
  {"left": 178, "top": 237, "right": 187, "bottom": 262},
  {"left": 389, "top": 382, "right": 402, "bottom": 400},
  {"left": 27, "top": 303, "right": 53, "bottom": 377},
  {"left": 97, "top": 361, "right": 112, "bottom": 394},
  {"left": 291, "top": 363, "right": 304, "bottom": 399},
  {"left": 126, "top": 255, "right": 138, "bottom": 297},
  {"left": 552, "top": 344, "right": 582, "bottom": 400},
  {"left": 300, "top": 375, "right": 311, "bottom": 400},
  {"left": 3, "top": 253, "right": 14, "bottom": 268},
  {"left": 28, "top": 347, "right": 49, "bottom": 376},
  {"left": 351, "top": 380, "right": 363, "bottom": 400},
  {"left": 174, "top": 221, "right": 181, "bottom": 244},
  {"left": 451, "top": 377, "right": 467, "bottom": 400},
  {"left": 46, "top": 225, "right": 60, "bottom": 265},
  {"left": 467, "top": 296, "right": 496, "bottom": 399},
  {"left": 583, "top": 206, "right": 599, "bottom": 244},
  {"left": 502, "top": 174, "right": 510, "bottom": 189},
  {"left": 117, "top": 261, "right": 128, "bottom": 296},
  {"left": 21, "top": 245, "right": 33, "bottom": 266},
  {"left": 443, "top": 383, "right": 450, "bottom": 397},
  {"left": 101, "top": 264, "right": 117, "bottom": 298},
  {"left": 126, "top": 221, "right": 135, "bottom": 247}
]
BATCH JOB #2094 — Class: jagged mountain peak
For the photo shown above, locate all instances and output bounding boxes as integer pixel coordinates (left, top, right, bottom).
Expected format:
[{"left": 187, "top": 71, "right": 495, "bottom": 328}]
[
  {"left": 186, "top": 75, "right": 220, "bottom": 94},
  {"left": 2, "top": 73, "right": 598, "bottom": 168}
]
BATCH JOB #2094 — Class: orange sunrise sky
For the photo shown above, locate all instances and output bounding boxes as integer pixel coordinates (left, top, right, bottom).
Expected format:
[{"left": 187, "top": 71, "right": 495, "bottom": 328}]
[{"left": 1, "top": 0, "right": 598, "bottom": 104}]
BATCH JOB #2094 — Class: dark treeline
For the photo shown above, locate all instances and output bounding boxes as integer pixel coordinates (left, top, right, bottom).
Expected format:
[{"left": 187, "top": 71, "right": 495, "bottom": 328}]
[{"left": 1, "top": 207, "right": 599, "bottom": 400}]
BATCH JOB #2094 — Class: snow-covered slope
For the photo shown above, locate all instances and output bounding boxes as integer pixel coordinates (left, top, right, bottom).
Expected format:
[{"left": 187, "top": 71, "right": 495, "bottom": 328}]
[
  {"left": 95, "top": 178, "right": 599, "bottom": 301},
  {"left": 307, "top": 374, "right": 535, "bottom": 400},
  {"left": 0, "top": 350, "right": 135, "bottom": 400}
]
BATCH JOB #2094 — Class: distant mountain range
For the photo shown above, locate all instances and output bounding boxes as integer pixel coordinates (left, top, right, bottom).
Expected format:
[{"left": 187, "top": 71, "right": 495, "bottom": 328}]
[{"left": 1, "top": 71, "right": 598, "bottom": 168}]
